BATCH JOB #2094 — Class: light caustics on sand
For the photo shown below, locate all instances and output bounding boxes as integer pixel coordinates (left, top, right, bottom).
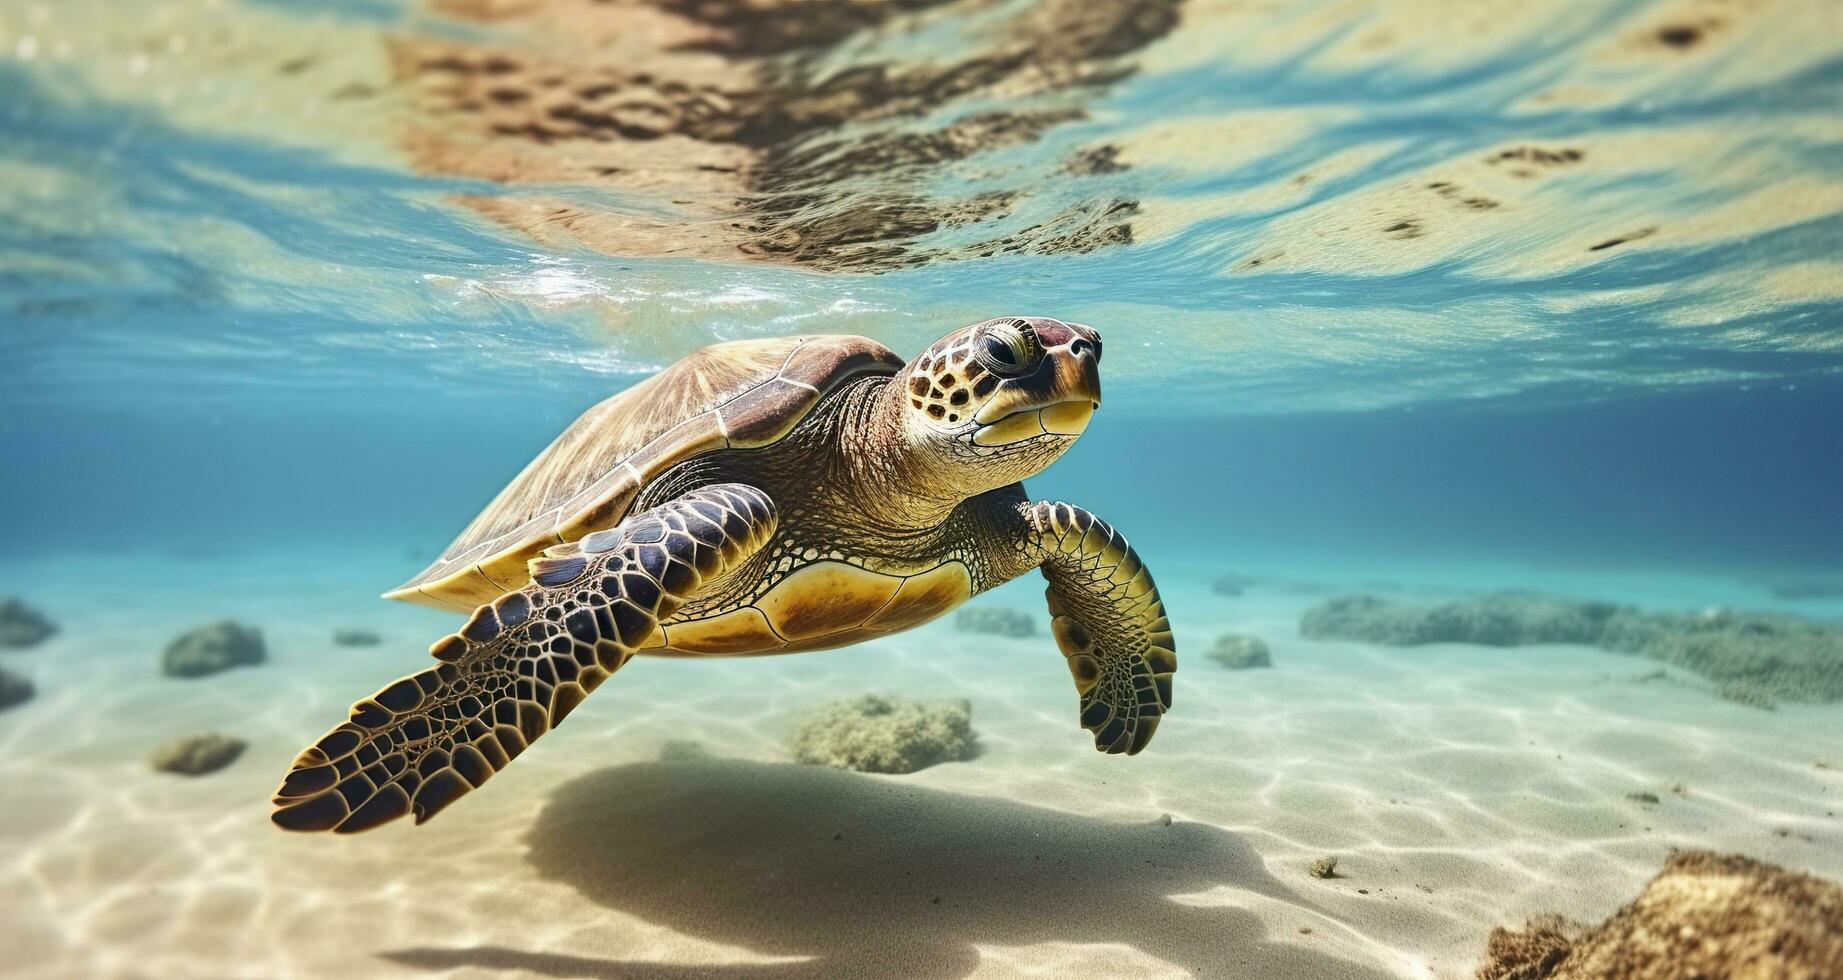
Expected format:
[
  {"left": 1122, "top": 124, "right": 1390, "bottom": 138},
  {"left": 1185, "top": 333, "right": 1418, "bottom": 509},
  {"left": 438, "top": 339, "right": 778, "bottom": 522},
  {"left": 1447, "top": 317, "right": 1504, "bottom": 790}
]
[{"left": 7, "top": 567, "right": 1839, "bottom": 978}]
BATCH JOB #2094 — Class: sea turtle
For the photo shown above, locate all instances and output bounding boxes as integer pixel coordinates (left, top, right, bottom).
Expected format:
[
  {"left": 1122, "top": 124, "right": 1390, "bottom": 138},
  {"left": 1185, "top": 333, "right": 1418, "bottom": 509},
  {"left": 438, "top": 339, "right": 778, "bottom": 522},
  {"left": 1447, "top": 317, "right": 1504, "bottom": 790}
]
[{"left": 272, "top": 316, "right": 1176, "bottom": 833}]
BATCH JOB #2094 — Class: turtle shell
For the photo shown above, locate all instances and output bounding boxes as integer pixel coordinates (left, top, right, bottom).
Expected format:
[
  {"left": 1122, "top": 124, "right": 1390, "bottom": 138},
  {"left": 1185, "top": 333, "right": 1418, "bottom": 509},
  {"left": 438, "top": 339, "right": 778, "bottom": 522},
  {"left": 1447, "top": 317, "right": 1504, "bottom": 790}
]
[{"left": 388, "top": 335, "right": 903, "bottom": 611}]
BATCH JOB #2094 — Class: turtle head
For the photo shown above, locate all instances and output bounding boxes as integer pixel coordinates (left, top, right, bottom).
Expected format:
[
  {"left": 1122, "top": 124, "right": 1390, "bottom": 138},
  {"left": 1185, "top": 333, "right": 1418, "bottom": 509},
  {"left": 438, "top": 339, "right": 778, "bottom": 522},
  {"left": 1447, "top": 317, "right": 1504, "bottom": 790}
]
[{"left": 888, "top": 315, "right": 1102, "bottom": 496}]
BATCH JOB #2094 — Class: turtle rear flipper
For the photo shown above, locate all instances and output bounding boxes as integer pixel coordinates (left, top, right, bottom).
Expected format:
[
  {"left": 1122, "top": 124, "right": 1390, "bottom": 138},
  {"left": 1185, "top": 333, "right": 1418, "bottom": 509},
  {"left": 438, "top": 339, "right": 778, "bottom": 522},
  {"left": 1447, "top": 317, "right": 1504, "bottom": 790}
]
[{"left": 272, "top": 484, "right": 777, "bottom": 833}]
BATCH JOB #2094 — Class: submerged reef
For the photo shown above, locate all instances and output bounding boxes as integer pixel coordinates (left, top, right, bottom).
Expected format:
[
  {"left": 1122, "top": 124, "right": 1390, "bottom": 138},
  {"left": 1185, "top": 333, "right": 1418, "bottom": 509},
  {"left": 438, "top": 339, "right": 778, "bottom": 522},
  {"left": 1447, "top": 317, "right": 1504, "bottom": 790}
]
[
  {"left": 1476, "top": 850, "right": 1843, "bottom": 980},
  {"left": 162, "top": 621, "right": 267, "bottom": 678},
  {"left": 1759, "top": 575, "right": 1843, "bottom": 600},
  {"left": 790, "top": 694, "right": 976, "bottom": 774},
  {"left": 1301, "top": 594, "right": 1843, "bottom": 707},
  {"left": 1208, "top": 633, "right": 1272, "bottom": 669},
  {"left": 151, "top": 734, "right": 248, "bottom": 775},
  {"left": 0, "top": 666, "right": 33, "bottom": 711},
  {"left": 333, "top": 628, "right": 382, "bottom": 647},
  {"left": 0, "top": 598, "right": 56, "bottom": 649},
  {"left": 954, "top": 607, "right": 1036, "bottom": 638},
  {"left": 1598, "top": 609, "right": 1843, "bottom": 707},
  {"left": 1301, "top": 593, "right": 1616, "bottom": 646}
]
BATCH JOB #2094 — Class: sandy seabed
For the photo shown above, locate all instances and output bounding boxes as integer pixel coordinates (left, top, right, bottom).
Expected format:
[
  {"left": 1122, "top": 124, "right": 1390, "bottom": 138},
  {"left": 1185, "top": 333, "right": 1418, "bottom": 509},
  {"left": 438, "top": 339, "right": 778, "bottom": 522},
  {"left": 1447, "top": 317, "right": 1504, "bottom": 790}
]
[{"left": 2, "top": 550, "right": 1838, "bottom": 979}]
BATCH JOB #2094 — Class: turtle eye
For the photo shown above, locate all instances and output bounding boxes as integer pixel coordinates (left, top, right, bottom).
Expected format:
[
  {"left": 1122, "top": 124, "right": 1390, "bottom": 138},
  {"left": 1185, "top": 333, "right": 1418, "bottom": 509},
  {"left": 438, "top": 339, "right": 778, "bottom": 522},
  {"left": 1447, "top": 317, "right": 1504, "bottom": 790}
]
[{"left": 975, "top": 321, "right": 1038, "bottom": 376}]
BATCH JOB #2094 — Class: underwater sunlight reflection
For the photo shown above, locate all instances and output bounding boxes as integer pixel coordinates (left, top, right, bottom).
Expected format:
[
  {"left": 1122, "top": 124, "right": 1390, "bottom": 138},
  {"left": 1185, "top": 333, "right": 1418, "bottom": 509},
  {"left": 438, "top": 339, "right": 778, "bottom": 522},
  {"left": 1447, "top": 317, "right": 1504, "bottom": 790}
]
[{"left": 3, "top": 1, "right": 1841, "bottom": 977}]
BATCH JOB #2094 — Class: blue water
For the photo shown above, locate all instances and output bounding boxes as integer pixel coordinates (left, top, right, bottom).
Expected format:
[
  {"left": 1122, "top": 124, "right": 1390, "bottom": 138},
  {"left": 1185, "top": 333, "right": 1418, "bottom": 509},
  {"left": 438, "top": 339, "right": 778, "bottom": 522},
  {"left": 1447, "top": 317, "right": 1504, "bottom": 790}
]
[
  {"left": 5, "top": 0, "right": 1841, "bottom": 585},
  {"left": 8, "top": 381, "right": 1843, "bottom": 582},
  {"left": 3, "top": 1, "right": 1843, "bottom": 975}
]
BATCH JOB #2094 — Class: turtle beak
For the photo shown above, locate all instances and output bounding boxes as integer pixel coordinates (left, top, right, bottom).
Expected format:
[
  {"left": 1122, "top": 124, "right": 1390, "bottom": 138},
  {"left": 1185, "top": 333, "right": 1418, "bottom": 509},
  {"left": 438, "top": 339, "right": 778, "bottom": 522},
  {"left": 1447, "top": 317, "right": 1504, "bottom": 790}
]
[
  {"left": 1035, "top": 332, "right": 1100, "bottom": 436},
  {"left": 1058, "top": 325, "right": 1102, "bottom": 408},
  {"left": 970, "top": 320, "right": 1103, "bottom": 445},
  {"left": 1036, "top": 318, "right": 1102, "bottom": 425}
]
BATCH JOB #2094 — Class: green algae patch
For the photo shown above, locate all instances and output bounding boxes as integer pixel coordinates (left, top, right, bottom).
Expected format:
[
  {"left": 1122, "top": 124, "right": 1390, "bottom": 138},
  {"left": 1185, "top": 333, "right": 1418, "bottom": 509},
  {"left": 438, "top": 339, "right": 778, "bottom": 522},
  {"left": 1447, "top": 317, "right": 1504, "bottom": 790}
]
[{"left": 791, "top": 694, "right": 977, "bottom": 774}]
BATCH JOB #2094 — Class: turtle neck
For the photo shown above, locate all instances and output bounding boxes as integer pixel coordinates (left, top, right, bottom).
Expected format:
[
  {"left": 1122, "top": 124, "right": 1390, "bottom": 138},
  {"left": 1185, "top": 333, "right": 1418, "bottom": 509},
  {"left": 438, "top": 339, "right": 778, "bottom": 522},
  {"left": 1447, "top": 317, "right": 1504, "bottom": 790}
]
[{"left": 828, "top": 374, "right": 967, "bottom": 534}]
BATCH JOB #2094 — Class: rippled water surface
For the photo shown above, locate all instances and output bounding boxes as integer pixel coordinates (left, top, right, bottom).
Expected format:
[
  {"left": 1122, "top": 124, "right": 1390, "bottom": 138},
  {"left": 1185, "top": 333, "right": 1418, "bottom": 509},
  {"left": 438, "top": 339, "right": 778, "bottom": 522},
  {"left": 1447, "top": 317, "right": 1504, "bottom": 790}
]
[
  {"left": 4, "top": 1, "right": 1843, "bottom": 978},
  {"left": 9, "top": 0, "right": 1842, "bottom": 414}
]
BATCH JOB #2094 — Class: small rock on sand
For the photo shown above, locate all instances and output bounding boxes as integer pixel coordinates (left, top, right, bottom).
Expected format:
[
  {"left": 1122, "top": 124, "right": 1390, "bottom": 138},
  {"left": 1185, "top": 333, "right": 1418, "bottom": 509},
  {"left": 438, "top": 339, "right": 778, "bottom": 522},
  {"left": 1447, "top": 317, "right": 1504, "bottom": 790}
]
[
  {"left": 953, "top": 607, "right": 1035, "bottom": 638},
  {"left": 1209, "top": 633, "right": 1272, "bottom": 669},
  {"left": 1476, "top": 849, "right": 1843, "bottom": 979},
  {"left": 790, "top": 694, "right": 976, "bottom": 774},
  {"left": 0, "top": 666, "right": 33, "bottom": 711},
  {"left": 162, "top": 621, "right": 266, "bottom": 678},
  {"left": 0, "top": 598, "right": 56, "bottom": 649},
  {"left": 1212, "top": 574, "right": 1259, "bottom": 596},
  {"left": 333, "top": 628, "right": 382, "bottom": 647},
  {"left": 151, "top": 733, "right": 248, "bottom": 775},
  {"left": 1310, "top": 855, "right": 1338, "bottom": 879}
]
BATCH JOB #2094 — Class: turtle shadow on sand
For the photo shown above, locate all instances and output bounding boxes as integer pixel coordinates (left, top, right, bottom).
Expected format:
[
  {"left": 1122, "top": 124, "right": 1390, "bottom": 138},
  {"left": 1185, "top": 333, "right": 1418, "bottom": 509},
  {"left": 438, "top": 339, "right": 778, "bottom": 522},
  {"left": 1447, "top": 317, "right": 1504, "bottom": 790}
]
[{"left": 382, "top": 745, "right": 1390, "bottom": 979}]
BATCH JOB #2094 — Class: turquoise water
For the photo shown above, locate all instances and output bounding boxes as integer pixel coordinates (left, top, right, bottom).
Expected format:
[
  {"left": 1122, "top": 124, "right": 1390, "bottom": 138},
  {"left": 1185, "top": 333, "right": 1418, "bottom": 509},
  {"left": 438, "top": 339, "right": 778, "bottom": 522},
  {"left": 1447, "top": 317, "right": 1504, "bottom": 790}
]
[
  {"left": 5, "top": 2, "right": 1841, "bottom": 577},
  {"left": 4, "top": 1, "right": 1843, "bottom": 977}
]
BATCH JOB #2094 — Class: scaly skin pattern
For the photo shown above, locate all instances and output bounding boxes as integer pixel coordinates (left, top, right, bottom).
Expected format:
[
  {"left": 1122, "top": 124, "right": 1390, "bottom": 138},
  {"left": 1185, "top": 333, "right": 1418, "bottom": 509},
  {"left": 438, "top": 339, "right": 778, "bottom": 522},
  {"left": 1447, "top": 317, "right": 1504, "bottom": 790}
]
[
  {"left": 273, "top": 316, "right": 1178, "bottom": 833},
  {"left": 632, "top": 317, "right": 1100, "bottom": 622},
  {"left": 632, "top": 376, "right": 1043, "bottom": 625},
  {"left": 1020, "top": 501, "right": 1176, "bottom": 755},
  {"left": 272, "top": 485, "right": 777, "bottom": 833}
]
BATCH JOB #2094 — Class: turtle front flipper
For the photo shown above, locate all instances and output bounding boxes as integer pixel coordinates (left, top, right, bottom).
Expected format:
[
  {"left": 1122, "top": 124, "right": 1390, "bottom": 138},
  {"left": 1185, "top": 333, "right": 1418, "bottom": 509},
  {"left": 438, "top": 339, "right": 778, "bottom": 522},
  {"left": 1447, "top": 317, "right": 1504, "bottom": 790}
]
[
  {"left": 1025, "top": 501, "right": 1176, "bottom": 755},
  {"left": 271, "top": 484, "right": 777, "bottom": 833}
]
